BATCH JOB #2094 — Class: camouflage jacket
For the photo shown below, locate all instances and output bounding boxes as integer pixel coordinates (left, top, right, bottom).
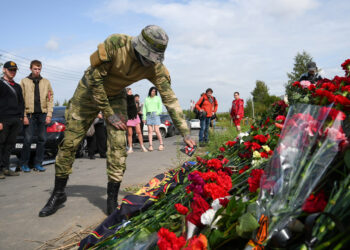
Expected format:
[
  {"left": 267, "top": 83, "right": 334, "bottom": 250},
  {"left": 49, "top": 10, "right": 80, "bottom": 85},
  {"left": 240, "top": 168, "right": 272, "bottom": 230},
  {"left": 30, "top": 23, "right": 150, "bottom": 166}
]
[{"left": 83, "top": 34, "right": 189, "bottom": 136}]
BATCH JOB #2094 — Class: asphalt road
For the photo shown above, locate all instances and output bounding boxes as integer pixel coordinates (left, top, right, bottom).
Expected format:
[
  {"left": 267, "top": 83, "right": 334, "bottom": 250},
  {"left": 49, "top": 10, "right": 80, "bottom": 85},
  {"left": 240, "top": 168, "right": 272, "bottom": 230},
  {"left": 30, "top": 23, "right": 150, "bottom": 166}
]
[{"left": 0, "top": 131, "right": 199, "bottom": 250}]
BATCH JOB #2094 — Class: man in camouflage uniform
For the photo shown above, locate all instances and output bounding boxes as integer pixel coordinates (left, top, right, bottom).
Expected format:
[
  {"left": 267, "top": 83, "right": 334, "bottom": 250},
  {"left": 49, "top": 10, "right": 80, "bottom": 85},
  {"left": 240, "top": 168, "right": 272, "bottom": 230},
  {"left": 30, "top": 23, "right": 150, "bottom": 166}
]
[{"left": 39, "top": 25, "right": 195, "bottom": 217}]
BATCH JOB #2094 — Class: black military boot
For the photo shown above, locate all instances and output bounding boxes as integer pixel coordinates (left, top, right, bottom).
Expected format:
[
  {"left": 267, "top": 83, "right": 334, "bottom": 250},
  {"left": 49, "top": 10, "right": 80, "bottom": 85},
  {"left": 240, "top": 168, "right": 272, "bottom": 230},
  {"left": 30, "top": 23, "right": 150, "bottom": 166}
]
[
  {"left": 107, "top": 182, "right": 121, "bottom": 215},
  {"left": 39, "top": 176, "right": 68, "bottom": 217}
]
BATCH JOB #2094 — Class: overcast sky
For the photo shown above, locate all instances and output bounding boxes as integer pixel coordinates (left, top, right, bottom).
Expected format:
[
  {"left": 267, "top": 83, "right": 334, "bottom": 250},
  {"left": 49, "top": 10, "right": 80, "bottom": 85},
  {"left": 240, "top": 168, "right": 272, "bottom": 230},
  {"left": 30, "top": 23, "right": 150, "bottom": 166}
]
[{"left": 1, "top": 0, "right": 349, "bottom": 112}]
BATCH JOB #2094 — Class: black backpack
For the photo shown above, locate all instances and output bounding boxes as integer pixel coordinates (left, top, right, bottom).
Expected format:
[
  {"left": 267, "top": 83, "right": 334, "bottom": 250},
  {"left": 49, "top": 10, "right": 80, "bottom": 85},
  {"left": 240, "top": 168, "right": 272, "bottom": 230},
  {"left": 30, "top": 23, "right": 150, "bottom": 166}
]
[{"left": 194, "top": 96, "right": 216, "bottom": 119}]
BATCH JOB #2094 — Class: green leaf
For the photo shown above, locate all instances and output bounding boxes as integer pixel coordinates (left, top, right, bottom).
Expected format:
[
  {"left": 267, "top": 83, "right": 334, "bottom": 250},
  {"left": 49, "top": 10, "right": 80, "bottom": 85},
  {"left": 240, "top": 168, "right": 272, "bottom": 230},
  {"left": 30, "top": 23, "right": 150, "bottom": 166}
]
[
  {"left": 236, "top": 212, "right": 259, "bottom": 238},
  {"left": 208, "top": 229, "right": 226, "bottom": 247},
  {"left": 344, "top": 149, "right": 350, "bottom": 169},
  {"left": 135, "top": 227, "right": 152, "bottom": 242}
]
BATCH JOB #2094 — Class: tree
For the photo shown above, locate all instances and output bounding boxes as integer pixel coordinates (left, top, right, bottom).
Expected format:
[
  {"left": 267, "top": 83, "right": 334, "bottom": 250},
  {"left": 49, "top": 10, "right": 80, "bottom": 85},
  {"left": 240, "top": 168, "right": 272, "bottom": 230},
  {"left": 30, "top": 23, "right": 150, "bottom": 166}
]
[
  {"left": 251, "top": 80, "right": 270, "bottom": 104},
  {"left": 245, "top": 80, "right": 282, "bottom": 119},
  {"left": 285, "top": 51, "right": 313, "bottom": 98},
  {"left": 54, "top": 100, "right": 60, "bottom": 106},
  {"left": 62, "top": 99, "right": 69, "bottom": 106}
]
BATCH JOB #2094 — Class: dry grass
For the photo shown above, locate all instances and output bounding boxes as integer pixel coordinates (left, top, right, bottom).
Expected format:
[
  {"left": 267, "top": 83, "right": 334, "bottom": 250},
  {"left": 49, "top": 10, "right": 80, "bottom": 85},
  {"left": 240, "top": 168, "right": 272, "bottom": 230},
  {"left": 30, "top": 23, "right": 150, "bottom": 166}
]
[{"left": 31, "top": 219, "right": 105, "bottom": 250}]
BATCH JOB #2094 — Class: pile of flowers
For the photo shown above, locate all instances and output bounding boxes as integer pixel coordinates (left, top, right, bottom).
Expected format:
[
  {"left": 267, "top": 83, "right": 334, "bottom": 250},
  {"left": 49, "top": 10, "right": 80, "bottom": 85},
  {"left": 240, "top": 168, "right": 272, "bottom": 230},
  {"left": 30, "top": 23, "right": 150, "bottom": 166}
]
[{"left": 84, "top": 59, "right": 350, "bottom": 249}]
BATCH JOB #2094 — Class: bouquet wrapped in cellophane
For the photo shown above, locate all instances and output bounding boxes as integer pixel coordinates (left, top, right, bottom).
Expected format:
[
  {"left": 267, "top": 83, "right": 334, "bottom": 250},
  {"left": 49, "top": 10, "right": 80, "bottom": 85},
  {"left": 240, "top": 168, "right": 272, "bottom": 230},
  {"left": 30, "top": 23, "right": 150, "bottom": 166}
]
[{"left": 247, "top": 103, "right": 347, "bottom": 248}]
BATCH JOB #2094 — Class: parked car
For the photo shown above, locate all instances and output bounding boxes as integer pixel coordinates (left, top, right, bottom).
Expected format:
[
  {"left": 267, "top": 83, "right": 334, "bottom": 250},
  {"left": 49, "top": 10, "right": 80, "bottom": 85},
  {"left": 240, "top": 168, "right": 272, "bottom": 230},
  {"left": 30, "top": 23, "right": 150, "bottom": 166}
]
[
  {"left": 160, "top": 114, "right": 179, "bottom": 137},
  {"left": 189, "top": 119, "right": 201, "bottom": 129},
  {"left": 13, "top": 106, "right": 86, "bottom": 161},
  {"left": 142, "top": 122, "right": 168, "bottom": 138}
]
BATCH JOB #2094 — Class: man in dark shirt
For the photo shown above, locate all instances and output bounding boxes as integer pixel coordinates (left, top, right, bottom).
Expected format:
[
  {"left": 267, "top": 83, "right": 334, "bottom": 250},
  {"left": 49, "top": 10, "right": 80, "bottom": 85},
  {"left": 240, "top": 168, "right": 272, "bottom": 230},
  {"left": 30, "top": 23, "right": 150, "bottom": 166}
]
[
  {"left": 299, "top": 61, "right": 322, "bottom": 83},
  {"left": 0, "top": 61, "right": 24, "bottom": 179}
]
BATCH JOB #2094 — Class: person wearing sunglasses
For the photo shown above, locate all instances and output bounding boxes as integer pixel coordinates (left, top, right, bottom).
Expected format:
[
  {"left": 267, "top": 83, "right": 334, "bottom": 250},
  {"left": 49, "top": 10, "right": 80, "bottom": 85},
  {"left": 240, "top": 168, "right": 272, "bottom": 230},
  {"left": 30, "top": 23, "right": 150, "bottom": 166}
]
[
  {"left": 39, "top": 25, "right": 196, "bottom": 217},
  {"left": 0, "top": 61, "right": 24, "bottom": 179}
]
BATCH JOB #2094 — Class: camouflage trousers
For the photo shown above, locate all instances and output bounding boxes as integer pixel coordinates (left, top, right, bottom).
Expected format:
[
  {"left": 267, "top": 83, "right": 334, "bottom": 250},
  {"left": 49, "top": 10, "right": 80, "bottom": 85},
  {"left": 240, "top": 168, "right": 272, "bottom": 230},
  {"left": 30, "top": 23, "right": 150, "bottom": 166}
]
[{"left": 55, "top": 81, "right": 127, "bottom": 183}]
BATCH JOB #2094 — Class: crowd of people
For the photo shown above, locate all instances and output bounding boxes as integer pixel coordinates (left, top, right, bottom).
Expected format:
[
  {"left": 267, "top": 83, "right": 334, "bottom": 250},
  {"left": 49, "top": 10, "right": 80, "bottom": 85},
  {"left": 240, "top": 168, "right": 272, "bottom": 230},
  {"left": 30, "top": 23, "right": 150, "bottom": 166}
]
[
  {"left": 0, "top": 60, "right": 53, "bottom": 179},
  {"left": 1, "top": 24, "right": 322, "bottom": 218}
]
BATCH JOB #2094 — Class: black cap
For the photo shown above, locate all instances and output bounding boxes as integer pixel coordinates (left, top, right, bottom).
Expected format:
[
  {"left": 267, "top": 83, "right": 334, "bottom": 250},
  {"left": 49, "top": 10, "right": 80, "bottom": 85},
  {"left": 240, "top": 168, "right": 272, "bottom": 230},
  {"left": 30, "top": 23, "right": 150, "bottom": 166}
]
[
  {"left": 3, "top": 61, "right": 18, "bottom": 70},
  {"left": 307, "top": 61, "right": 317, "bottom": 71}
]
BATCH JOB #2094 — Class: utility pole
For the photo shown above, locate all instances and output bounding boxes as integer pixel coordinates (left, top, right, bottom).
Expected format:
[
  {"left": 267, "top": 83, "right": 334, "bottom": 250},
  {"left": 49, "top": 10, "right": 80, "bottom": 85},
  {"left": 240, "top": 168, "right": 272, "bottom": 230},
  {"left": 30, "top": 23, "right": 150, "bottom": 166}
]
[{"left": 252, "top": 95, "right": 255, "bottom": 120}]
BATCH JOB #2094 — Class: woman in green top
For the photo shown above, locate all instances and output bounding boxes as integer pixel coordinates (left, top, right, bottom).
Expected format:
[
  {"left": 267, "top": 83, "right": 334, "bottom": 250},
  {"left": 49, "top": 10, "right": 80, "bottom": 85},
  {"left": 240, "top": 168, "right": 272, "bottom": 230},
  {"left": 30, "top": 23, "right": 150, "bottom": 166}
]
[{"left": 142, "top": 87, "right": 164, "bottom": 151}]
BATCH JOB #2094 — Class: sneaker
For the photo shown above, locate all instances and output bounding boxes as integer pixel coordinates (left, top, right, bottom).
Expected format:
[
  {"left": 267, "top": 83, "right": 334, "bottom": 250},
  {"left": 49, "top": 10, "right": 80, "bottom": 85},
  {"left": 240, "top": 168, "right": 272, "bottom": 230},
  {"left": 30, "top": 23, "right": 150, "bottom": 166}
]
[
  {"left": 0, "top": 170, "right": 5, "bottom": 179},
  {"left": 33, "top": 164, "right": 46, "bottom": 172},
  {"left": 21, "top": 165, "right": 31, "bottom": 172},
  {"left": 4, "top": 169, "right": 20, "bottom": 176}
]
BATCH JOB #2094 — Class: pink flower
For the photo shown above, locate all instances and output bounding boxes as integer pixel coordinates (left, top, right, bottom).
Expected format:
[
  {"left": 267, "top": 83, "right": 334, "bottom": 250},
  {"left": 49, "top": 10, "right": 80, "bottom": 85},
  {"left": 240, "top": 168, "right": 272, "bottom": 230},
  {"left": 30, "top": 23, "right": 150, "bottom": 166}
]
[{"left": 300, "top": 80, "right": 311, "bottom": 88}]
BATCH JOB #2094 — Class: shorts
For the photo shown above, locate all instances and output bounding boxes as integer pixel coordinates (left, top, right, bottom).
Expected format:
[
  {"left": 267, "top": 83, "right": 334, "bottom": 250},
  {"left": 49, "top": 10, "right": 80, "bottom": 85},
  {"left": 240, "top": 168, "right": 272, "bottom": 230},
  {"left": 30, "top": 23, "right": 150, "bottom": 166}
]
[
  {"left": 146, "top": 112, "right": 161, "bottom": 125},
  {"left": 233, "top": 118, "right": 242, "bottom": 126},
  {"left": 127, "top": 115, "right": 141, "bottom": 127}
]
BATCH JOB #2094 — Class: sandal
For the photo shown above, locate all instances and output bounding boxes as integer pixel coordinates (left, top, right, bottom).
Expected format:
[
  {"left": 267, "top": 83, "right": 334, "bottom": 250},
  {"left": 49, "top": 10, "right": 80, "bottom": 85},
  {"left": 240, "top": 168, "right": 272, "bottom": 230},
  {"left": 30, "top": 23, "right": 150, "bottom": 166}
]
[
  {"left": 141, "top": 145, "right": 148, "bottom": 152},
  {"left": 148, "top": 145, "right": 154, "bottom": 151},
  {"left": 158, "top": 144, "right": 164, "bottom": 151}
]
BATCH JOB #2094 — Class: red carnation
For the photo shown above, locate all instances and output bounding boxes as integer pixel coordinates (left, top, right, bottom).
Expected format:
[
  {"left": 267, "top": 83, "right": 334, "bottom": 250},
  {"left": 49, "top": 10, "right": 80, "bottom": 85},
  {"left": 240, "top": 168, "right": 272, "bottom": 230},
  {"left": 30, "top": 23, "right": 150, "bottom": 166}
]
[
  {"left": 219, "top": 147, "right": 226, "bottom": 152},
  {"left": 204, "top": 182, "right": 230, "bottom": 200},
  {"left": 157, "top": 227, "right": 186, "bottom": 250},
  {"left": 187, "top": 194, "right": 211, "bottom": 227},
  {"left": 253, "top": 134, "right": 268, "bottom": 144},
  {"left": 302, "top": 190, "right": 327, "bottom": 213},
  {"left": 219, "top": 198, "right": 230, "bottom": 208},
  {"left": 335, "top": 95, "right": 350, "bottom": 106},
  {"left": 221, "top": 158, "right": 229, "bottom": 165},
  {"left": 206, "top": 158, "right": 223, "bottom": 171},
  {"left": 275, "top": 115, "right": 286, "bottom": 123},
  {"left": 175, "top": 203, "right": 189, "bottom": 215},
  {"left": 225, "top": 141, "right": 237, "bottom": 147},
  {"left": 251, "top": 142, "right": 262, "bottom": 151},
  {"left": 247, "top": 169, "right": 264, "bottom": 192},
  {"left": 308, "top": 84, "right": 316, "bottom": 91},
  {"left": 341, "top": 59, "right": 350, "bottom": 74},
  {"left": 260, "top": 152, "right": 269, "bottom": 158},
  {"left": 239, "top": 165, "right": 250, "bottom": 174},
  {"left": 292, "top": 81, "right": 301, "bottom": 87}
]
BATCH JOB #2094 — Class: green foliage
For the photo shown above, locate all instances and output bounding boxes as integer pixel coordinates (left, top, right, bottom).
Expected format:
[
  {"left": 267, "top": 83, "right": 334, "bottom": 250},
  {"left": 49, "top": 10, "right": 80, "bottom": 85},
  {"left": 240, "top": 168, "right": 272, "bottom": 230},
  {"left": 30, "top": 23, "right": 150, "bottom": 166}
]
[
  {"left": 183, "top": 109, "right": 196, "bottom": 120},
  {"left": 54, "top": 100, "right": 60, "bottom": 106},
  {"left": 62, "top": 99, "right": 69, "bottom": 106},
  {"left": 285, "top": 51, "right": 313, "bottom": 98},
  {"left": 244, "top": 80, "right": 282, "bottom": 118}
]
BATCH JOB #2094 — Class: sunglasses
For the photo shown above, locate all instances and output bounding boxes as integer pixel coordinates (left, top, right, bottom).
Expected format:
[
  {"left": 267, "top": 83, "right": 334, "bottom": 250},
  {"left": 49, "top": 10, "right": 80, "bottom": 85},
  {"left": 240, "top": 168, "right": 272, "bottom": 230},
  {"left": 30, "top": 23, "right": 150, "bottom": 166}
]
[{"left": 8, "top": 68, "right": 17, "bottom": 72}]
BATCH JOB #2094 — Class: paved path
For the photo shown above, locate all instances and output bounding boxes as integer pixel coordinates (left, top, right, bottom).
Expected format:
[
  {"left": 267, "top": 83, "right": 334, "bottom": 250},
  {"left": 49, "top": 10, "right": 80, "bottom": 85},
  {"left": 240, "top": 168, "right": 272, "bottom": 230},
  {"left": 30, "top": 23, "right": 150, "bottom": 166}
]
[{"left": 0, "top": 132, "right": 197, "bottom": 249}]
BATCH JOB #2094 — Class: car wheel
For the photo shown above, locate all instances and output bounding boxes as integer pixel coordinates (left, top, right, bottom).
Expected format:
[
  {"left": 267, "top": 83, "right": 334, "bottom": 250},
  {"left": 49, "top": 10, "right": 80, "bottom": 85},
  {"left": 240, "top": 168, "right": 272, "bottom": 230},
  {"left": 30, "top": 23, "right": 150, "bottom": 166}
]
[
  {"left": 168, "top": 127, "right": 175, "bottom": 137},
  {"left": 15, "top": 153, "right": 21, "bottom": 160},
  {"left": 160, "top": 128, "right": 166, "bottom": 138}
]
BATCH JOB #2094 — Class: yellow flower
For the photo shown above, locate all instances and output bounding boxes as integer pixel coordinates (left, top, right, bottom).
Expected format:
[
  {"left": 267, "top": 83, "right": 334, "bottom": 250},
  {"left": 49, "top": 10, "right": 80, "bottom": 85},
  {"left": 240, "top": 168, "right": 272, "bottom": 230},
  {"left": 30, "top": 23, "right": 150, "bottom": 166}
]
[
  {"left": 262, "top": 145, "right": 271, "bottom": 152},
  {"left": 253, "top": 151, "right": 261, "bottom": 159}
]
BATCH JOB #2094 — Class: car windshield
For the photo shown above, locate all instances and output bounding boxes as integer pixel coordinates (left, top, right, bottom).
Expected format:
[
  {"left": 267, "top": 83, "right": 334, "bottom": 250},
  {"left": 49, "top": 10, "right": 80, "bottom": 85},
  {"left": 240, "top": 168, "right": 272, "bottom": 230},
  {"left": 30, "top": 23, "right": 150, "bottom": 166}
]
[
  {"left": 191, "top": 119, "right": 199, "bottom": 122},
  {"left": 160, "top": 115, "right": 172, "bottom": 122},
  {"left": 52, "top": 107, "right": 66, "bottom": 118}
]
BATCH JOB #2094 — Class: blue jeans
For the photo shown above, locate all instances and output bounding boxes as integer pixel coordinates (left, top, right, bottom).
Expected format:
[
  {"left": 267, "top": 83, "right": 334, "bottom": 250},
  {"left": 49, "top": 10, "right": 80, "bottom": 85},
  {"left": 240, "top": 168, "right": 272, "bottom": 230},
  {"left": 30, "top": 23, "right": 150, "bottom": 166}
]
[
  {"left": 20, "top": 113, "right": 47, "bottom": 166},
  {"left": 199, "top": 117, "right": 211, "bottom": 142}
]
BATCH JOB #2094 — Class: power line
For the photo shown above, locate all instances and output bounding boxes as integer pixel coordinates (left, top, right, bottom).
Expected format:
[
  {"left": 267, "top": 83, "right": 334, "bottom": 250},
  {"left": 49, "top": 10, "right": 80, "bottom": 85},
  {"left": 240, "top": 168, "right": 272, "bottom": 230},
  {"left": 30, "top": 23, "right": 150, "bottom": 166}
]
[
  {"left": 0, "top": 49, "right": 85, "bottom": 77},
  {"left": 0, "top": 54, "right": 82, "bottom": 82}
]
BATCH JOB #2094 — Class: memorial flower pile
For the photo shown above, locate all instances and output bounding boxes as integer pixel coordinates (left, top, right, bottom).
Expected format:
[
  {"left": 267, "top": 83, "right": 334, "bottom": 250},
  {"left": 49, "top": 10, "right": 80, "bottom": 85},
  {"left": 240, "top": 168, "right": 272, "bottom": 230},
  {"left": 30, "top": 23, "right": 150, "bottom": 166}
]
[{"left": 81, "top": 59, "right": 350, "bottom": 249}]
